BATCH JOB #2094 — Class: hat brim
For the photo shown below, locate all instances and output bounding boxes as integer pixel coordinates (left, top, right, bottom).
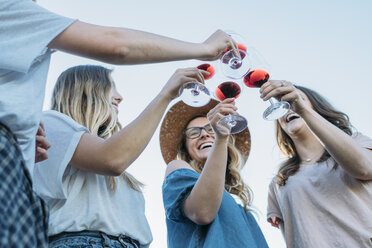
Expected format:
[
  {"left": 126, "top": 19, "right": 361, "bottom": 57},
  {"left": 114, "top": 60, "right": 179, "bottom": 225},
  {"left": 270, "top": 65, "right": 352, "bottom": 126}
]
[{"left": 159, "top": 99, "right": 251, "bottom": 165}]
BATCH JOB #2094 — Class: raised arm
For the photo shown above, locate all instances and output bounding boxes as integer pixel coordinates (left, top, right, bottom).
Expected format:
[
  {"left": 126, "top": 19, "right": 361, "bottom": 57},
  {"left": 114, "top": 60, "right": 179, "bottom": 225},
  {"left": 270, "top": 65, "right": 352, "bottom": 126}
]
[
  {"left": 70, "top": 68, "right": 208, "bottom": 176},
  {"left": 166, "top": 99, "right": 238, "bottom": 225},
  {"left": 49, "top": 21, "right": 235, "bottom": 64},
  {"left": 261, "top": 80, "right": 372, "bottom": 180}
]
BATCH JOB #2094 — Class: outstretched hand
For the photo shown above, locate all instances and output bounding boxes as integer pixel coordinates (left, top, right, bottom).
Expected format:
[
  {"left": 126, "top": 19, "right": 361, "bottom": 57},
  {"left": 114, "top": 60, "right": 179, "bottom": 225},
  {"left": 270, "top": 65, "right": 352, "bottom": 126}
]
[
  {"left": 200, "top": 29, "right": 237, "bottom": 61},
  {"left": 35, "top": 122, "right": 51, "bottom": 163},
  {"left": 207, "top": 98, "right": 238, "bottom": 138},
  {"left": 161, "top": 67, "right": 209, "bottom": 100},
  {"left": 260, "top": 80, "right": 309, "bottom": 115}
]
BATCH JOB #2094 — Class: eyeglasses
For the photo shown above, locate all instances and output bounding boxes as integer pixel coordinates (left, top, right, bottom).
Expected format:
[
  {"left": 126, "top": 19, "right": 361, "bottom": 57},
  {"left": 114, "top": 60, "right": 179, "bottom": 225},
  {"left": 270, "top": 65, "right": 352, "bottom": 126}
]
[{"left": 184, "top": 124, "right": 214, "bottom": 139}]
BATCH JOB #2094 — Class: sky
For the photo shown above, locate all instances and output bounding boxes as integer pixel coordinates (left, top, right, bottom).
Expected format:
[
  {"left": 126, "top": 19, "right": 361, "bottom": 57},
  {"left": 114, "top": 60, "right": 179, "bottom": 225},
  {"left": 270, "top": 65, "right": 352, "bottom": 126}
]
[{"left": 38, "top": 0, "right": 372, "bottom": 247}]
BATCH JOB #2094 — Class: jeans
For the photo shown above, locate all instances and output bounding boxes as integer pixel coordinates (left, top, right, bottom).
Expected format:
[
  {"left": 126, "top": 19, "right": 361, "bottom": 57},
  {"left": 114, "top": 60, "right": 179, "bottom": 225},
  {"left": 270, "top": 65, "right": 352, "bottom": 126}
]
[{"left": 49, "top": 230, "right": 140, "bottom": 248}]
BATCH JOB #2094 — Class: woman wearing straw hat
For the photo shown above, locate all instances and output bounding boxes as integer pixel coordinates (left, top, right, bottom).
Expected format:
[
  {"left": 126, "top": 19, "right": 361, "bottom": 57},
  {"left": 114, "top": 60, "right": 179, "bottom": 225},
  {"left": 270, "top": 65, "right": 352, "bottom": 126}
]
[{"left": 159, "top": 98, "right": 269, "bottom": 248}]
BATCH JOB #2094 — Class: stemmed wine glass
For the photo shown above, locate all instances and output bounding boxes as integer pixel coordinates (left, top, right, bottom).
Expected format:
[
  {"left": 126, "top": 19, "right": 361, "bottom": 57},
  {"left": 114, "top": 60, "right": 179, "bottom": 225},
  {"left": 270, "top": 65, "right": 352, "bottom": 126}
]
[
  {"left": 219, "top": 31, "right": 252, "bottom": 80},
  {"left": 179, "top": 63, "right": 215, "bottom": 107},
  {"left": 213, "top": 78, "right": 247, "bottom": 134},
  {"left": 244, "top": 68, "right": 290, "bottom": 120},
  {"left": 178, "top": 81, "right": 210, "bottom": 107},
  {"left": 178, "top": 63, "right": 216, "bottom": 107}
]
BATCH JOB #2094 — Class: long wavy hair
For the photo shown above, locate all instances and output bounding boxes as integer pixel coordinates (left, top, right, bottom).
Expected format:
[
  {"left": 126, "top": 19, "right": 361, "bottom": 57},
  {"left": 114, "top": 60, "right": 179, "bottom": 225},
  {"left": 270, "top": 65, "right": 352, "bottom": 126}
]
[
  {"left": 51, "top": 65, "right": 143, "bottom": 192},
  {"left": 275, "top": 85, "right": 353, "bottom": 186},
  {"left": 176, "top": 116, "right": 253, "bottom": 211}
]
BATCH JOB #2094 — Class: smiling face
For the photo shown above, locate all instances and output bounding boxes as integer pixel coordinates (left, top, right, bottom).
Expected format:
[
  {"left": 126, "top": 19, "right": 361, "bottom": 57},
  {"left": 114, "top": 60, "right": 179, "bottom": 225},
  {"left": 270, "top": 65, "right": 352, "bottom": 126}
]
[
  {"left": 185, "top": 117, "right": 215, "bottom": 163},
  {"left": 278, "top": 90, "right": 313, "bottom": 136}
]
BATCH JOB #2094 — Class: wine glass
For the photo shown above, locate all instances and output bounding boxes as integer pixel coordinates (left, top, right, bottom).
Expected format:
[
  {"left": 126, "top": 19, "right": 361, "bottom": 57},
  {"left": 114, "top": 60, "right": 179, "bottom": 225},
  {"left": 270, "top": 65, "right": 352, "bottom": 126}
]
[
  {"left": 214, "top": 79, "right": 247, "bottom": 134},
  {"left": 219, "top": 31, "right": 251, "bottom": 79},
  {"left": 178, "top": 63, "right": 217, "bottom": 107},
  {"left": 178, "top": 81, "right": 210, "bottom": 107},
  {"left": 244, "top": 69, "right": 290, "bottom": 120},
  {"left": 197, "top": 63, "right": 215, "bottom": 80}
]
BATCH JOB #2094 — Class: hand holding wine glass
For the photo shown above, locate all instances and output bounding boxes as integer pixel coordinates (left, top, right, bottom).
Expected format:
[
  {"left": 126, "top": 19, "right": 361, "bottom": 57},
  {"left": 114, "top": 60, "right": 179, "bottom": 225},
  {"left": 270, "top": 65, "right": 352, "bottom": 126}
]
[
  {"left": 219, "top": 31, "right": 252, "bottom": 79},
  {"left": 213, "top": 79, "right": 247, "bottom": 134},
  {"left": 260, "top": 80, "right": 309, "bottom": 116},
  {"left": 207, "top": 98, "right": 239, "bottom": 138},
  {"left": 244, "top": 69, "right": 290, "bottom": 120},
  {"left": 163, "top": 67, "right": 209, "bottom": 105}
]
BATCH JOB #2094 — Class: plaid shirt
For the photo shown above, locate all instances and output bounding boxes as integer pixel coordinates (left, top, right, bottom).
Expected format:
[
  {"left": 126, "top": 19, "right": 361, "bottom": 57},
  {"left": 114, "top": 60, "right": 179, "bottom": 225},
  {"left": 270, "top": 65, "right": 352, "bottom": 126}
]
[{"left": 0, "top": 123, "right": 48, "bottom": 247}]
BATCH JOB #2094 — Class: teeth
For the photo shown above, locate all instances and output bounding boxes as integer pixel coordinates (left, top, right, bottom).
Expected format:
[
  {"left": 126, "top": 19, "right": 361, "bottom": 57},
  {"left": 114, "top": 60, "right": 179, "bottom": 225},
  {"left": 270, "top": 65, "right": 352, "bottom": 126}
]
[
  {"left": 286, "top": 113, "right": 299, "bottom": 122},
  {"left": 200, "top": 142, "right": 213, "bottom": 149}
]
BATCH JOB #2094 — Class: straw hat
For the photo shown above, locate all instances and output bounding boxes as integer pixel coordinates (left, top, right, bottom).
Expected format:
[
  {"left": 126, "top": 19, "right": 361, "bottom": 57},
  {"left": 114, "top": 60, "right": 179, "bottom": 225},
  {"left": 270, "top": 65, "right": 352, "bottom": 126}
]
[{"left": 159, "top": 99, "right": 251, "bottom": 165}]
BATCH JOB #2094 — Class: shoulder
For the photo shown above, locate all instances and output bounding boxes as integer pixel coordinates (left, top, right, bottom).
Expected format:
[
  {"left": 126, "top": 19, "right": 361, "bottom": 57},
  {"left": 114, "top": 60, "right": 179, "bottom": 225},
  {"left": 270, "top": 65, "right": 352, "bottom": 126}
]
[
  {"left": 164, "top": 160, "right": 196, "bottom": 178},
  {"left": 42, "top": 110, "right": 88, "bottom": 133}
]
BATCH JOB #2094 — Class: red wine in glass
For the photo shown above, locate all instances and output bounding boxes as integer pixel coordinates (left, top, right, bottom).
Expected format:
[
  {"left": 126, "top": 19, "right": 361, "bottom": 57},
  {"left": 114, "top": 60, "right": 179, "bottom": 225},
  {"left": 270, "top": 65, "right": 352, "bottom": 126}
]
[
  {"left": 244, "top": 69, "right": 270, "bottom": 88},
  {"left": 215, "top": 81, "right": 247, "bottom": 134},
  {"left": 215, "top": 81, "right": 241, "bottom": 101},
  {"left": 197, "top": 63, "right": 215, "bottom": 80},
  {"left": 244, "top": 69, "right": 290, "bottom": 120}
]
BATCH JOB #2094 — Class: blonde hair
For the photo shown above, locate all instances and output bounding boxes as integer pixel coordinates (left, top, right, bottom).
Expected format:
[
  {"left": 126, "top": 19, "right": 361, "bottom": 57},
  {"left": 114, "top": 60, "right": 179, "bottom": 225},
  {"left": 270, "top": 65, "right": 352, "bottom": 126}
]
[
  {"left": 51, "top": 65, "right": 143, "bottom": 192},
  {"left": 176, "top": 118, "right": 253, "bottom": 211}
]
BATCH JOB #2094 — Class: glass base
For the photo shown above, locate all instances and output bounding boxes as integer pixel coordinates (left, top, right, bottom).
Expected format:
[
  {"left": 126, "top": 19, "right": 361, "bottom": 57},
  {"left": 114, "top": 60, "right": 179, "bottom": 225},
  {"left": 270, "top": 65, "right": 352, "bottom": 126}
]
[
  {"left": 220, "top": 49, "right": 251, "bottom": 79},
  {"left": 217, "top": 114, "right": 247, "bottom": 134},
  {"left": 179, "top": 82, "right": 210, "bottom": 107},
  {"left": 263, "top": 101, "right": 290, "bottom": 121}
]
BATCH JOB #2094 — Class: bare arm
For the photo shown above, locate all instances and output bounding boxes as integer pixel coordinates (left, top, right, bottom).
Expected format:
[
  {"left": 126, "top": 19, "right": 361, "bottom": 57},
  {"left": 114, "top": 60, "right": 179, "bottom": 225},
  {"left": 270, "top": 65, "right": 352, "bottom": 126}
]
[
  {"left": 70, "top": 68, "right": 208, "bottom": 176},
  {"left": 298, "top": 107, "right": 372, "bottom": 180},
  {"left": 261, "top": 80, "right": 372, "bottom": 180},
  {"left": 49, "top": 21, "right": 235, "bottom": 64}
]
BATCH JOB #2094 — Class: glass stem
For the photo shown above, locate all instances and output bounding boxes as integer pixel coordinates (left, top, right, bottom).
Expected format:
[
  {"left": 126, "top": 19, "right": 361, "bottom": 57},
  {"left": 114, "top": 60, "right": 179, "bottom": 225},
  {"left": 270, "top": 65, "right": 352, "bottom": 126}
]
[
  {"left": 269, "top": 98, "right": 274, "bottom": 105},
  {"left": 192, "top": 84, "right": 200, "bottom": 96}
]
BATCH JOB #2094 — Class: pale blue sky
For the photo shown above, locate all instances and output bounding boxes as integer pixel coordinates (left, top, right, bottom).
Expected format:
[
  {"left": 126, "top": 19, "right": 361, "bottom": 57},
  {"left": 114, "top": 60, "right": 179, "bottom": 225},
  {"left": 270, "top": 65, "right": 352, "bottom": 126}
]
[{"left": 38, "top": 0, "right": 372, "bottom": 247}]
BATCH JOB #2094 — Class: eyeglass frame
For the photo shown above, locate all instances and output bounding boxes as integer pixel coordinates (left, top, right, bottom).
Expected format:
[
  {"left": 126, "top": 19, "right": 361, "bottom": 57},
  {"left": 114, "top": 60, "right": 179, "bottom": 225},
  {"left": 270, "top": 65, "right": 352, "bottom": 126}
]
[{"left": 183, "top": 123, "right": 215, "bottom": 139}]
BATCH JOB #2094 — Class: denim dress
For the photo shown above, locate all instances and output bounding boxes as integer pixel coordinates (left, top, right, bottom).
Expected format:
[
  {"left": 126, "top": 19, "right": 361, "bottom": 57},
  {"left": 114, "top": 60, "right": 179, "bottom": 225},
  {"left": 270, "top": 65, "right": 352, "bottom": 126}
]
[{"left": 162, "top": 169, "right": 269, "bottom": 248}]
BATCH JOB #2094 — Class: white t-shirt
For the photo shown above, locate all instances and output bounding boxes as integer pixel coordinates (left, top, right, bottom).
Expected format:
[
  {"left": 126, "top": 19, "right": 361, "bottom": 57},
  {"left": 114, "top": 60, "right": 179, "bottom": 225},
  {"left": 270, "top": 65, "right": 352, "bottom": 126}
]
[
  {"left": 0, "top": 0, "right": 75, "bottom": 173},
  {"left": 267, "top": 132, "right": 372, "bottom": 248},
  {"left": 33, "top": 110, "right": 153, "bottom": 247}
]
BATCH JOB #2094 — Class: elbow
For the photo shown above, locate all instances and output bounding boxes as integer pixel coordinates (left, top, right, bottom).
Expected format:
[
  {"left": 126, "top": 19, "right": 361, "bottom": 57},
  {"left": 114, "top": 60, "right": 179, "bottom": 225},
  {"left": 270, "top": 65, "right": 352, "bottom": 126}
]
[
  {"left": 349, "top": 162, "right": 372, "bottom": 181},
  {"left": 111, "top": 45, "right": 130, "bottom": 64},
  {"left": 353, "top": 169, "right": 372, "bottom": 181},
  {"left": 189, "top": 211, "right": 217, "bottom": 225},
  {"left": 101, "top": 156, "right": 128, "bottom": 176}
]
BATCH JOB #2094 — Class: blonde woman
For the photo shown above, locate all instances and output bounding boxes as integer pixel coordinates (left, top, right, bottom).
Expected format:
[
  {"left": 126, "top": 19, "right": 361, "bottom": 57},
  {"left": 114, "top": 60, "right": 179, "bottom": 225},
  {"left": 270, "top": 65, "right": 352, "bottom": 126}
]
[
  {"left": 33, "top": 65, "right": 209, "bottom": 248},
  {"left": 159, "top": 99, "right": 268, "bottom": 248},
  {"left": 263, "top": 82, "right": 372, "bottom": 247}
]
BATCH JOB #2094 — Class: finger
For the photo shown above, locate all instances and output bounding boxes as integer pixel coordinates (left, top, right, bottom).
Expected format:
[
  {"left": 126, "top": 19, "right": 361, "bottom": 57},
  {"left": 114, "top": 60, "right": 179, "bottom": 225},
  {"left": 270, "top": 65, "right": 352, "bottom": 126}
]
[
  {"left": 280, "top": 90, "right": 299, "bottom": 103},
  {"left": 36, "top": 136, "right": 51, "bottom": 149},
  {"left": 217, "top": 103, "right": 238, "bottom": 112},
  {"left": 182, "top": 69, "right": 206, "bottom": 84},
  {"left": 36, "top": 124, "right": 46, "bottom": 137},
  {"left": 218, "top": 107, "right": 238, "bottom": 116},
  {"left": 260, "top": 82, "right": 292, "bottom": 101},
  {"left": 260, "top": 79, "right": 281, "bottom": 93},
  {"left": 35, "top": 147, "right": 48, "bottom": 163},
  {"left": 208, "top": 101, "right": 237, "bottom": 117},
  {"left": 222, "top": 31, "right": 237, "bottom": 51},
  {"left": 221, "top": 98, "right": 236, "bottom": 104},
  {"left": 39, "top": 122, "right": 45, "bottom": 131}
]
